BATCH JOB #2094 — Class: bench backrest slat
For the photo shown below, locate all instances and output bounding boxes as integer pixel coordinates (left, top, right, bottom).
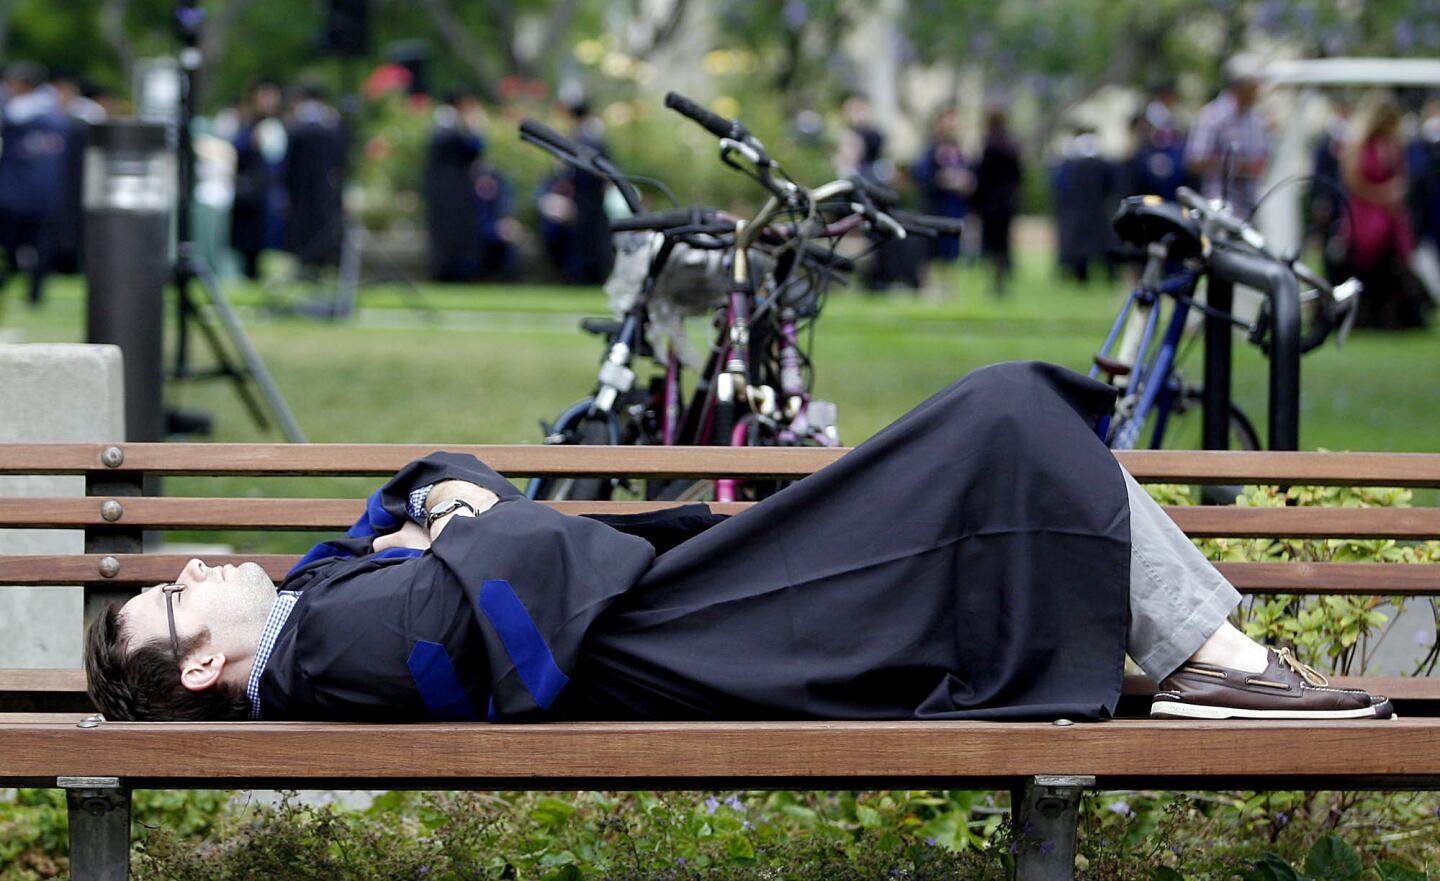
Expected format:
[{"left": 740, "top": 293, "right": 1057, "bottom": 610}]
[
  {"left": 3, "top": 444, "right": 1440, "bottom": 485},
  {"left": 2, "top": 554, "right": 1433, "bottom": 597},
  {"left": 3, "top": 497, "right": 1439, "bottom": 539}
]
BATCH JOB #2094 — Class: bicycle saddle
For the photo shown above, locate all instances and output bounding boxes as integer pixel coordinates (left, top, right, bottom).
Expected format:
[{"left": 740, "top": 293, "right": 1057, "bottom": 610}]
[
  {"left": 1112, "top": 195, "right": 1205, "bottom": 260},
  {"left": 579, "top": 317, "right": 622, "bottom": 338}
]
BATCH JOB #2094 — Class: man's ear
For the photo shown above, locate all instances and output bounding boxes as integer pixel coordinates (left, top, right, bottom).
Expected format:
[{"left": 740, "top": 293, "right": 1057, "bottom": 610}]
[{"left": 179, "top": 650, "right": 227, "bottom": 692}]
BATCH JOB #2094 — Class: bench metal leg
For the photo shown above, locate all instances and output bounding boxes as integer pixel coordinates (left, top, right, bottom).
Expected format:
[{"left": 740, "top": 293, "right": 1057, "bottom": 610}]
[
  {"left": 60, "top": 777, "right": 130, "bottom": 881},
  {"left": 1011, "top": 775, "right": 1093, "bottom": 881}
]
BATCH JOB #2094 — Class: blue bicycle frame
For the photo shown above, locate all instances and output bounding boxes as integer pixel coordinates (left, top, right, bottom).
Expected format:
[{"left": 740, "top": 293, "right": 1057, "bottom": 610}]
[{"left": 1091, "top": 271, "right": 1200, "bottom": 450}]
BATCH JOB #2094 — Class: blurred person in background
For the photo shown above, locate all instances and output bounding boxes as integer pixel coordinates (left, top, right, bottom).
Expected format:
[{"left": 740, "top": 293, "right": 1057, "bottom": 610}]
[
  {"left": 836, "top": 94, "right": 920, "bottom": 290},
  {"left": 423, "top": 88, "right": 485, "bottom": 281},
  {"left": 537, "top": 101, "right": 612, "bottom": 284},
  {"left": 1123, "top": 105, "right": 1187, "bottom": 201},
  {"left": 474, "top": 158, "right": 518, "bottom": 282},
  {"left": 48, "top": 72, "right": 107, "bottom": 277},
  {"left": 1307, "top": 100, "right": 1352, "bottom": 283},
  {"left": 230, "top": 81, "right": 286, "bottom": 280},
  {"left": 911, "top": 103, "right": 972, "bottom": 265},
  {"left": 1185, "top": 55, "right": 1268, "bottom": 216},
  {"left": 835, "top": 93, "right": 888, "bottom": 185},
  {"left": 1341, "top": 92, "right": 1427, "bottom": 329},
  {"left": 284, "top": 84, "right": 347, "bottom": 277},
  {"left": 1406, "top": 99, "right": 1440, "bottom": 305},
  {"left": 0, "top": 62, "right": 67, "bottom": 307},
  {"left": 1053, "top": 126, "right": 1116, "bottom": 283},
  {"left": 972, "top": 107, "right": 1022, "bottom": 295}
]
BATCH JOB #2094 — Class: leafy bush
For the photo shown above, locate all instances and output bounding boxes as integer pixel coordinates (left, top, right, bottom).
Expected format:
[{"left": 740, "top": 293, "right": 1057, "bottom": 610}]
[{"left": 1144, "top": 481, "right": 1440, "bottom": 676}]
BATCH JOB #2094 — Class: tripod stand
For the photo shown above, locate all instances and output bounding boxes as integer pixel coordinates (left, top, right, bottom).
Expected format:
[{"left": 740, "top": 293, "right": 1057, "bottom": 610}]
[{"left": 170, "top": 1, "right": 306, "bottom": 442}]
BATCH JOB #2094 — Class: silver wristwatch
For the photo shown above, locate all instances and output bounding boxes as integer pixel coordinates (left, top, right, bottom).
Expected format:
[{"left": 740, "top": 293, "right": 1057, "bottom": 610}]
[{"left": 426, "top": 497, "right": 478, "bottom": 527}]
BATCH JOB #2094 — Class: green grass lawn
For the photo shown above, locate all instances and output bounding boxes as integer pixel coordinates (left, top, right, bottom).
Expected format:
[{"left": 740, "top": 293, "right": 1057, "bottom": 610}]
[{"left": 4, "top": 252, "right": 1437, "bottom": 551}]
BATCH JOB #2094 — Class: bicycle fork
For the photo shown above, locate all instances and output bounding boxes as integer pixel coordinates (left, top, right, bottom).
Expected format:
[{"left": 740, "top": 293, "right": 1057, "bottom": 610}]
[{"left": 715, "top": 223, "right": 753, "bottom": 502}]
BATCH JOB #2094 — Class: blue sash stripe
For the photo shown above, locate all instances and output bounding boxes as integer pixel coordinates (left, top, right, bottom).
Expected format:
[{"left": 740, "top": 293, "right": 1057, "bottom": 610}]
[
  {"left": 407, "top": 640, "right": 481, "bottom": 721},
  {"left": 366, "top": 487, "right": 400, "bottom": 532},
  {"left": 478, "top": 579, "right": 569, "bottom": 710},
  {"left": 374, "top": 547, "right": 424, "bottom": 561}
]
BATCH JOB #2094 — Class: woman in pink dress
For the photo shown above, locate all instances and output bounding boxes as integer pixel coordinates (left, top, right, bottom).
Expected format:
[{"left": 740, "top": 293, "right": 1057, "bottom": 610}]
[{"left": 1342, "top": 93, "right": 1428, "bottom": 328}]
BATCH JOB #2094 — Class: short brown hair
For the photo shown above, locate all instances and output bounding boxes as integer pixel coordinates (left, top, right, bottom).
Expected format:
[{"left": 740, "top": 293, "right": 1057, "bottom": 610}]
[{"left": 84, "top": 603, "right": 250, "bottom": 721}]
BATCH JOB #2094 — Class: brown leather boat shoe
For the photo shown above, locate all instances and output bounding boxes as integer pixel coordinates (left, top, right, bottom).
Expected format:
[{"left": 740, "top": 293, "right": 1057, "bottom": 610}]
[{"left": 1151, "top": 647, "right": 1394, "bottom": 720}]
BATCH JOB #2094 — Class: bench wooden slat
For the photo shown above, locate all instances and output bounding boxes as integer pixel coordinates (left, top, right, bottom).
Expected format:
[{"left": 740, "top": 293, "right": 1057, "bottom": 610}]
[
  {"left": 3, "top": 444, "right": 1440, "bottom": 487},
  {"left": 0, "top": 719, "right": 1436, "bottom": 786},
  {"left": 4, "top": 497, "right": 1439, "bottom": 539},
  {"left": 0, "top": 443, "right": 847, "bottom": 478},
  {"left": 9, "top": 668, "right": 1433, "bottom": 701},
  {"left": 1215, "top": 561, "right": 1440, "bottom": 594},
  {"left": 3, "top": 554, "right": 1435, "bottom": 595},
  {"left": 0, "top": 498, "right": 749, "bottom": 530},
  {"left": 1166, "top": 506, "right": 1440, "bottom": 539},
  {"left": 0, "top": 669, "right": 87, "bottom": 692}
]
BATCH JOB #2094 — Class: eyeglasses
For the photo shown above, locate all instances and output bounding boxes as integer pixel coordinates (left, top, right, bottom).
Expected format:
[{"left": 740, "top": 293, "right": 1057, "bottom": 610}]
[{"left": 160, "top": 583, "right": 186, "bottom": 665}]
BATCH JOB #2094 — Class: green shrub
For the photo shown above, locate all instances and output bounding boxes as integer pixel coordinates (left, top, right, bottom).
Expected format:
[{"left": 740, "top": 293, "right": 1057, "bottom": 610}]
[{"left": 1144, "top": 481, "right": 1440, "bottom": 676}]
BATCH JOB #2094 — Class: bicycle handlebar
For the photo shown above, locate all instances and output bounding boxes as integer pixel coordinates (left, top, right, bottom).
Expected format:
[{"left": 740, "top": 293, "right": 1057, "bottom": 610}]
[
  {"left": 848, "top": 174, "right": 899, "bottom": 207},
  {"left": 890, "top": 209, "right": 965, "bottom": 237},
  {"left": 1175, "top": 185, "right": 1360, "bottom": 352},
  {"left": 519, "top": 117, "right": 643, "bottom": 212},
  {"left": 519, "top": 118, "right": 578, "bottom": 159},
  {"left": 663, "top": 92, "right": 737, "bottom": 140},
  {"left": 610, "top": 208, "right": 715, "bottom": 233}
]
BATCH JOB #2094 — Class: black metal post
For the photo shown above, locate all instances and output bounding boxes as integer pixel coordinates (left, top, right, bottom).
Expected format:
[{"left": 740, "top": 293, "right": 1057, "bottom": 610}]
[
  {"left": 1202, "top": 278, "right": 1234, "bottom": 450},
  {"left": 1266, "top": 271, "right": 1302, "bottom": 452},
  {"left": 83, "top": 122, "right": 173, "bottom": 445},
  {"left": 1206, "top": 245, "right": 1302, "bottom": 451},
  {"left": 60, "top": 777, "right": 131, "bottom": 881},
  {"left": 1011, "top": 775, "right": 1093, "bottom": 881}
]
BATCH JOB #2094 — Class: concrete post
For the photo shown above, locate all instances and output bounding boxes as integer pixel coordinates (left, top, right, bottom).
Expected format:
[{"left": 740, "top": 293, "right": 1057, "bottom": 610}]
[{"left": 0, "top": 344, "right": 125, "bottom": 667}]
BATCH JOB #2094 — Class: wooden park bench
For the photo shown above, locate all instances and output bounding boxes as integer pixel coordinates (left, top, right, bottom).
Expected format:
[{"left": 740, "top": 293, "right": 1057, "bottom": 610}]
[{"left": 2, "top": 442, "right": 1438, "bottom": 881}]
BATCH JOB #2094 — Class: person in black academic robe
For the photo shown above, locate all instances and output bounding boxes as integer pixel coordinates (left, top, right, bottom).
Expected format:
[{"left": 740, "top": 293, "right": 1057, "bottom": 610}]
[
  {"left": 973, "top": 109, "right": 1023, "bottom": 295},
  {"left": 284, "top": 87, "right": 347, "bottom": 272},
  {"left": 0, "top": 64, "right": 67, "bottom": 305},
  {"left": 423, "top": 91, "right": 484, "bottom": 282},
  {"left": 1053, "top": 130, "right": 1116, "bottom": 283},
  {"left": 259, "top": 361, "right": 1132, "bottom": 723}
]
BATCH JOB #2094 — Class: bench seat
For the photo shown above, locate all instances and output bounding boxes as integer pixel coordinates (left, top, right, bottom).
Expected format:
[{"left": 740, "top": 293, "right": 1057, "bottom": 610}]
[{"left": 2, "top": 717, "right": 1437, "bottom": 791}]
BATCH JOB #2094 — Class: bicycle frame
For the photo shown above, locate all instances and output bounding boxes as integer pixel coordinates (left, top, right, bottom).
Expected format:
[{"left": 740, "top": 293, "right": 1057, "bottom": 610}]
[{"left": 1091, "top": 268, "right": 1200, "bottom": 450}]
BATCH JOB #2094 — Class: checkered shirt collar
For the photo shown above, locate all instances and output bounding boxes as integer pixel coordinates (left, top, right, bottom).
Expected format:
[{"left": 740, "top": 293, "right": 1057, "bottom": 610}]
[{"left": 245, "top": 591, "right": 300, "bottom": 720}]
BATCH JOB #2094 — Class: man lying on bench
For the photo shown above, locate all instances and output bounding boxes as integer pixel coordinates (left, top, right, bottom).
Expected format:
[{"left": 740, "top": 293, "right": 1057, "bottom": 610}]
[{"left": 85, "top": 361, "right": 1393, "bottom": 724}]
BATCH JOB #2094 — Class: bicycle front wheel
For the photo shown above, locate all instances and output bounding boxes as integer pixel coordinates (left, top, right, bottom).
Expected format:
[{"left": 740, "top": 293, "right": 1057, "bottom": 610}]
[{"left": 1156, "top": 388, "right": 1261, "bottom": 452}]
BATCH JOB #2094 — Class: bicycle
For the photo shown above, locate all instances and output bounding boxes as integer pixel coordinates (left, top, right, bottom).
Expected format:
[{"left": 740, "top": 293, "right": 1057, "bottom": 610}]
[
  {"left": 1092, "top": 187, "right": 1360, "bottom": 453},
  {"left": 521, "top": 94, "right": 960, "bottom": 502}
]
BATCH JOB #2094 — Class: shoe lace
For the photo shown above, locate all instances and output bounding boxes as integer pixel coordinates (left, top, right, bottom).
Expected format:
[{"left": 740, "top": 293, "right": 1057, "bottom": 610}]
[{"left": 1276, "top": 647, "right": 1329, "bottom": 687}]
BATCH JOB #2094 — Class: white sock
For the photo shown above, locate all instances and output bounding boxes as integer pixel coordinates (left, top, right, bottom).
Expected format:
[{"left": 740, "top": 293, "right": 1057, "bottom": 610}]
[{"left": 1187, "top": 620, "right": 1271, "bottom": 673}]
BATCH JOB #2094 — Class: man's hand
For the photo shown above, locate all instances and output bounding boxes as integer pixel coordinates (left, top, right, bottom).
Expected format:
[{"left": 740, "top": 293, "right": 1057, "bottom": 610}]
[
  {"left": 426, "top": 479, "right": 500, "bottom": 541},
  {"left": 373, "top": 521, "right": 432, "bottom": 553}
]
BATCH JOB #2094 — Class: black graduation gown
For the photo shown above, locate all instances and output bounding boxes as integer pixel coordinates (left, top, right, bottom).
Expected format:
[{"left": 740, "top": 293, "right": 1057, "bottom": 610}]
[
  {"left": 558, "top": 361, "right": 1131, "bottom": 721},
  {"left": 284, "top": 114, "right": 346, "bottom": 267},
  {"left": 422, "top": 124, "right": 481, "bottom": 280},
  {"left": 260, "top": 361, "right": 1131, "bottom": 723},
  {"left": 258, "top": 453, "right": 660, "bottom": 721}
]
